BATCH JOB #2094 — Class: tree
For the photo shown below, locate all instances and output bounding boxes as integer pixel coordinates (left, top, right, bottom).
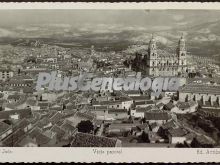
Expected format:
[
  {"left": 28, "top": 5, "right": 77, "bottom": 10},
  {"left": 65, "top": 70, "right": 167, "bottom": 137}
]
[
  {"left": 140, "top": 132, "right": 150, "bottom": 143},
  {"left": 175, "top": 142, "right": 187, "bottom": 148},
  {"left": 77, "top": 120, "right": 94, "bottom": 134}
]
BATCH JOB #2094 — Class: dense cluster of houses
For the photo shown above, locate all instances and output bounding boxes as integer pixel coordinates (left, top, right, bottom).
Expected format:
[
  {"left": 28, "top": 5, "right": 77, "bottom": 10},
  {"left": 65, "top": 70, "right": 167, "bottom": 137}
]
[{"left": 0, "top": 43, "right": 219, "bottom": 147}]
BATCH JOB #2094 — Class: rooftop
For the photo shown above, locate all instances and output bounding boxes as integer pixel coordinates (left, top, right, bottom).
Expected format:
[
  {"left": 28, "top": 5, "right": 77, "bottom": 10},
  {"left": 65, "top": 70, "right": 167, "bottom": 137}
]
[
  {"left": 71, "top": 132, "right": 119, "bottom": 147},
  {"left": 180, "top": 84, "right": 220, "bottom": 95},
  {"left": 145, "top": 112, "right": 171, "bottom": 121},
  {"left": 168, "top": 128, "right": 187, "bottom": 137},
  {"left": 0, "top": 122, "right": 10, "bottom": 134},
  {"left": 0, "top": 108, "right": 33, "bottom": 120}
]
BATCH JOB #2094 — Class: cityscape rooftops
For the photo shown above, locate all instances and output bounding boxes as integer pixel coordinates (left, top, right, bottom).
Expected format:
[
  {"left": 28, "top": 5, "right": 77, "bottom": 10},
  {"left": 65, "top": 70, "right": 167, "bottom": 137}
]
[
  {"left": 180, "top": 84, "right": 220, "bottom": 95},
  {"left": 144, "top": 112, "right": 171, "bottom": 121},
  {"left": 108, "top": 108, "right": 127, "bottom": 114},
  {"left": 0, "top": 122, "right": 10, "bottom": 135},
  {"left": 168, "top": 127, "right": 187, "bottom": 137},
  {"left": 0, "top": 108, "right": 33, "bottom": 120},
  {"left": 71, "top": 132, "right": 119, "bottom": 147}
]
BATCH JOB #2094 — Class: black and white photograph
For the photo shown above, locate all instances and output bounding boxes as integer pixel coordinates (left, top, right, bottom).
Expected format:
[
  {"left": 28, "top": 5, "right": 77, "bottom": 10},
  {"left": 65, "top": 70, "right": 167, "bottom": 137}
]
[{"left": 0, "top": 5, "right": 220, "bottom": 151}]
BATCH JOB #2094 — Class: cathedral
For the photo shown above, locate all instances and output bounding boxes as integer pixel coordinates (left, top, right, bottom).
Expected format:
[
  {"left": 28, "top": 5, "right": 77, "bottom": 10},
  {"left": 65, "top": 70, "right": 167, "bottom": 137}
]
[{"left": 131, "top": 35, "right": 187, "bottom": 77}]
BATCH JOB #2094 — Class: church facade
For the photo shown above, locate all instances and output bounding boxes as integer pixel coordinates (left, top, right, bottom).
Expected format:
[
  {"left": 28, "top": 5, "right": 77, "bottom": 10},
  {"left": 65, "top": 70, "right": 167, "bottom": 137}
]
[{"left": 131, "top": 35, "right": 187, "bottom": 77}]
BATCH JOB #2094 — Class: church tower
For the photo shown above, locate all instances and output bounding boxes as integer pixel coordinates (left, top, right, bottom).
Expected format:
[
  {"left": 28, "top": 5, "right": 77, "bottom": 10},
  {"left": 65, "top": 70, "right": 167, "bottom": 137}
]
[
  {"left": 177, "top": 34, "right": 187, "bottom": 75},
  {"left": 147, "top": 34, "right": 158, "bottom": 76}
]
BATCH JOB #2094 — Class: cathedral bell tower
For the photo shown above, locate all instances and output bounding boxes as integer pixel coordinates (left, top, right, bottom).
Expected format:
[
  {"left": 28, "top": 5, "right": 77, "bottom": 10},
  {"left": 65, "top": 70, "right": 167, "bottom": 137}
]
[
  {"left": 147, "top": 34, "right": 158, "bottom": 76},
  {"left": 177, "top": 34, "right": 187, "bottom": 75}
]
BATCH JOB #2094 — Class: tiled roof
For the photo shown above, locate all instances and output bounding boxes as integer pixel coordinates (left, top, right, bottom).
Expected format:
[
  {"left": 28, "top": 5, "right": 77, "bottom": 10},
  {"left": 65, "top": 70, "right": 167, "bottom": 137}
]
[
  {"left": 130, "top": 96, "right": 151, "bottom": 101},
  {"left": 200, "top": 108, "right": 220, "bottom": 114},
  {"left": 93, "top": 106, "right": 108, "bottom": 110},
  {"left": 92, "top": 97, "right": 132, "bottom": 106},
  {"left": 36, "top": 117, "right": 51, "bottom": 129},
  {"left": 28, "top": 127, "right": 51, "bottom": 146},
  {"left": 0, "top": 108, "right": 33, "bottom": 120},
  {"left": 7, "top": 94, "right": 21, "bottom": 100},
  {"left": 176, "top": 101, "right": 197, "bottom": 109},
  {"left": 123, "top": 90, "right": 140, "bottom": 95},
  {"left": 50, "top": 104, "right": 62, "bottom": 111},
  {"left": 2, "top": 128, "right": 25, "bottom": 147},
  {"left": 71, "top": 132, "right": 118, "bottom": 147},
  {"left": 180, "top": 84, "right": 220, "bottom": 95},
  {"left": 168, "top": 128, "right": 187, "bottom": 137},
  {"left": 145, "top": 112, "right": 171, "bottom": 121},
  {"left": 108, "top": 109, "right": 127, "bottom": 114},
  {"left": 16, "top": 135, "right": 37, "bottom": 147},
  {"left": 13, "top": 118, "right": 30, "bottom": 131},
  {"left": 47, "top": 110, "right": 58, "bottom": 118},
  {"left": 0, "top": 122, "right": 10, "bottom": 134},
  {"left": 136, "top": 107, "right": 152, "bottom": 113},
  {"left": 61, "top": 121, "right": 77, "bottom": 132},
  {"left": 74, "top": 112, "right": 95, "bottom": 121},
  {"left": 156, "top": 103, "right": 164, "bottom": 108},
  {"left": 51, "top": 125, "right": 65, "bottom": 140},
  {"left": 164, "top": 102, "right": 175, "bottom": 110},
  {"left": 161, "top": 120, "right": 177, "bottom": 130},
  {"left": 109, "top": 123, "right": 139, "bottom": 129},
  {"left": 135, "top": 100, "right": 154, "bottom": 105},
  {"left": 195, "top": 135, "right": 215, "bottom": 145},
  {"left": 38, "top": 101, "right": 50, "bottom": 107},
  {"left": 43, "top": 130, "right": 56, "bottom": 139}
]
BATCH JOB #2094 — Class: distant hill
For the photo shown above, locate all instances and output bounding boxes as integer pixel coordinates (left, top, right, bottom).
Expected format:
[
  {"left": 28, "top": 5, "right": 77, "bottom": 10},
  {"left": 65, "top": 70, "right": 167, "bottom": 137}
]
[{"left": 0, "top": 20, "right": 220, "bottom": 58}]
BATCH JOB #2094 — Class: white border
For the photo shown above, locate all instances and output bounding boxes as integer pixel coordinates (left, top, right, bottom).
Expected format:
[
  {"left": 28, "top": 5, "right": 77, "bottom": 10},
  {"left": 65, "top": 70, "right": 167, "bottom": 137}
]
[
  {"left": 0, "top": 2, "right": 220, "bottom": 10},
  {"left": 0, "top": 2, "right": 220, "bottom": 163},
  {"left": 0, "top": 147, "right": 220, "bottom": 163}
]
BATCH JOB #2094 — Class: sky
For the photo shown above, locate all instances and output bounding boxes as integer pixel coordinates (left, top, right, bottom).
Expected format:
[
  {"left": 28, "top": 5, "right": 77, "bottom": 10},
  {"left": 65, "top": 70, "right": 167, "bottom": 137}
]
[{"left": 0, "top": 10, "right": 220, "bottom": 28}]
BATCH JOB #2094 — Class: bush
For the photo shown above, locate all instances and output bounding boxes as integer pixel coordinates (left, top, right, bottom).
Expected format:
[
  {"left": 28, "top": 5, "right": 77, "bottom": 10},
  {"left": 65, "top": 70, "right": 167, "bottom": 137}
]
[{"left": 77, "top": 120, "right": 94, "bottom": 134}]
